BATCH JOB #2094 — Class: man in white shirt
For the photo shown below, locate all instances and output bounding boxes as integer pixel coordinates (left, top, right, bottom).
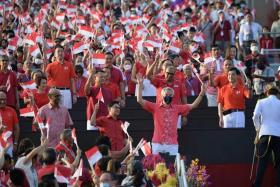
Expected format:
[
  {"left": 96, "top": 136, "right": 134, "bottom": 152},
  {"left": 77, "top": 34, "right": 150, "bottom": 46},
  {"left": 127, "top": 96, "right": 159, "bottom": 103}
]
[
  {"left": 239, "top": 13, "right": 262, "bottom": 55},
  {"left": 252, "top": 86, "right": 280, "bottom": 187}
]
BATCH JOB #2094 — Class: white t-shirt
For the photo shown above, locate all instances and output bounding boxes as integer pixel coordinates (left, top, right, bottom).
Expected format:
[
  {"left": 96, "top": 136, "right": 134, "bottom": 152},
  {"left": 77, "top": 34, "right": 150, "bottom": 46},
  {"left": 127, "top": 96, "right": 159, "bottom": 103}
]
[{"left": 15, "top": 156, "right": 38, "bottom": 187}]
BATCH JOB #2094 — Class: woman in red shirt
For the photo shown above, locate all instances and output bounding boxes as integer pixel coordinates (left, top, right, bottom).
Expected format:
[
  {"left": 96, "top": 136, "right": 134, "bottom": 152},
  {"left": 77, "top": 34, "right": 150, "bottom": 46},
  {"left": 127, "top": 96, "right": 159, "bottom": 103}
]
[{"left": 23, "top": 76, "right": 49, "bottom": 131}]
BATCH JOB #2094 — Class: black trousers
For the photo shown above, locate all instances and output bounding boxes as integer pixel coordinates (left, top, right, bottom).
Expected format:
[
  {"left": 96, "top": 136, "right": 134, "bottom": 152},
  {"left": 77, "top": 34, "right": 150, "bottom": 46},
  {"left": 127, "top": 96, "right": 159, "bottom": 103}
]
[{"left": 253, "top": 135, "right": 280, "bottom": 187}]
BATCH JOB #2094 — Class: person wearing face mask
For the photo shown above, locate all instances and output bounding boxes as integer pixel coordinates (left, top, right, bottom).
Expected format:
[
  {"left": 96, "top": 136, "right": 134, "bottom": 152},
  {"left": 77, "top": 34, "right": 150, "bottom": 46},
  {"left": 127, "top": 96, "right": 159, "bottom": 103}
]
[
  {"left": 37, "top": 88, "right": 73, "bottom": 148},
  {"left": 123, "top": 59, "right": 136, "bottom": 96},
  {"left": 252, "top": 60, "right": 275, "bottom": 97},
  {"left": 239, "top": 12, "right": 262, "bottom": 56},
  {"left": 136, "top": 77, "right": 206, "bottom": 155},
  {"left": 244, "top": 42, "right": 267, "bottom": 79}
]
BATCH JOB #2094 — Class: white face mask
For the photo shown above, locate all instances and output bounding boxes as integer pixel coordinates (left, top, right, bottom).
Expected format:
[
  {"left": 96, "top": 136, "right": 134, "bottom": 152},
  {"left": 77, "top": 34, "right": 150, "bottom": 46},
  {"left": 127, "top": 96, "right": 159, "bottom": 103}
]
[
  {"left": 100, "top": 183, "right": 110, "bottom": 187},
  {"left": 124, "top": 64, "right": 132, "bottom": 71},
  {"left": 250, "top": 46, "right": 259, "bottom": 52}
]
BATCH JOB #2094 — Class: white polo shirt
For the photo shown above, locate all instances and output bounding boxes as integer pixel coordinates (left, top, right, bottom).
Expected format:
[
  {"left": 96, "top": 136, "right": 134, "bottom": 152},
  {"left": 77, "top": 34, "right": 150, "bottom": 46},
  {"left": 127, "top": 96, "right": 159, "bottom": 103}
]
[{"left": 253, "top": 95, "right": 280, "bottom": 138}]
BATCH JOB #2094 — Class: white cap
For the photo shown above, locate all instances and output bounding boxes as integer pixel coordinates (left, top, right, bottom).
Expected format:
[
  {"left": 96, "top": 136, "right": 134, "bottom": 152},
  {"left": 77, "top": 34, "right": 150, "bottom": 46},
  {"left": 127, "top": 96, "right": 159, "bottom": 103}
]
[{"left": 278, "top": 65, "right": 280, "bottom": 72}]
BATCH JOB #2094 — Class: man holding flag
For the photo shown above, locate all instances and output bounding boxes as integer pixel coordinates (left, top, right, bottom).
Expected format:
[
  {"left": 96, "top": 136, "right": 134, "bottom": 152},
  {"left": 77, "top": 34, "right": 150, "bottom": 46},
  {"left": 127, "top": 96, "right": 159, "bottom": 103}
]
[
  {"left": 90, "top": 101, "right": 129, "bottom": 153},
  {"left": 37, "top": 88, "right": 73, "bottom": 147}
]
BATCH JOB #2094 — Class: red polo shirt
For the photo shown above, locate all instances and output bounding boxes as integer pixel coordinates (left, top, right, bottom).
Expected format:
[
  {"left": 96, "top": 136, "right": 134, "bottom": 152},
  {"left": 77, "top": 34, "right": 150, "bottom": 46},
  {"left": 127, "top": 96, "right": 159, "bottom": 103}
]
[
  {"left": 103, "top": 82, "right": 121, "bottom": 100},
  {"left": 46, "top": 61, "right": 76, "bottom": 88},
  {"left": 217, "top": 83, "right": 250, "bottom": 110},
  {"left": 109, "top": 66, "right": 124, "bottom": 86},
  {"left": 86, "top": 86, "right": 113, "bottom": 121},
  {"left": 143, "top": 101, "right": 191, "bottom": 145},
  {"left": 96, "top": 115, "right": 125, "bottom": 151},
  {"left": 151, "top": 75, "right": 187, "bottom": 104}
]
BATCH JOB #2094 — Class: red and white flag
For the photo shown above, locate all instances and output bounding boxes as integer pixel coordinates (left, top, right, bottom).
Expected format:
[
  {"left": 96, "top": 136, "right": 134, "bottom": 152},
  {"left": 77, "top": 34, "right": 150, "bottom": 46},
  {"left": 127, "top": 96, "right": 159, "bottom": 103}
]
[
  {"left": 78, "top": 26, "right": 95, "bottom": 38},
  {"left": 72, "top": 42, "right": 88, "bottom": 55},
  {"left": 51, "top": 19, "right": 61, "bottom": 30},
  {"left": 8, "top": 36, "right": 21, "bottom": 51},
  {"left": 20, "top": 80, "right": 36, "bottom": 90},
  {"left": 235, "top": 61, "right": 247, "bottom": 72},
  {"left": 71, "top": 128, "right": 78, "bottom": 147},
  {"left": 121, "top": 121, "right": 130, "bottom": 136},
  {"left": 85, "top": 146, "right": 102, "bottom": 166},
  {"left": 55, "top": 167, "right": 69, "bottom": 184},
  {"left": 36, "top": 115, "right": 45, "bottom": 129},
  {"left": 140, "top": 140, "right": 152, "bottom": 156},
  {"left": 92, "top": 53, "right": 105, "bottom": 65},
  {"left": 24, "top": 34, "right": 36, "bottom": 46},
  {"left": 146, "top": 38, "right": 162, "bottom": 48},
  {"left": 169, "top": 41, "right": 181, "bottom": 54},
  {"left": 29, "top": 45, "right": 41, "bottom": 57},
  {"left": 96, "top": 88, "right": 104, "bottom": 103},
  {"left": 56, "top": 13, "right": 65, "bottom": 22},
  {"left": 20, "top": 107, "right": 35, "bottom": 117},
  {"left": 71, "top": 159, "right": 83, "bottom": 179}
]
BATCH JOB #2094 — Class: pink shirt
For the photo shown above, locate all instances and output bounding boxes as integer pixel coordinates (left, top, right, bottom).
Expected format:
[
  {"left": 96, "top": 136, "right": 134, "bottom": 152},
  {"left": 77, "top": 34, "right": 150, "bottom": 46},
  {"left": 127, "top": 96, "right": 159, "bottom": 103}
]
[
  {"left": 143, "top": 101, "right": 191, "bottom": 145},
  {"left": 203, "top": 56, "right": 224, "bottom": 95},
  {"left": 38, "top": 103, "right": 73, "bottom": 147}
]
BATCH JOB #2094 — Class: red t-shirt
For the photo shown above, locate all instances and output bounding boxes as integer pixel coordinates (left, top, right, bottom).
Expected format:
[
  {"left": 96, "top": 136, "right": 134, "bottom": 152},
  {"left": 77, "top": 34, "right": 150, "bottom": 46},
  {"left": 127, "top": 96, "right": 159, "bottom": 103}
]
[
  {"left": 96, "top": 115, "right": 126, "bottom": 151},
  {"left": 23, "top": 89, "right": 49, "bottom": 109},
  {"left": 109, "top": 66, "right": 124, "bottom": 86},
  {"left": 0, "top": 70, "right": 19, "bottom": 107},
  {"left": 0, "top": 106, "right": 18, "bottom": 132},
  {"left": 86, "top": 86, "right": 113, "bottom": 121},
  {"left": 75, "top": 76, "right": 87, "bottom": 97},
  {"left": 103, "top": 82, "right": 121, "bottom": 100},
  {"left": 135, "top": 62, "right": 147, "bottom": 77}
]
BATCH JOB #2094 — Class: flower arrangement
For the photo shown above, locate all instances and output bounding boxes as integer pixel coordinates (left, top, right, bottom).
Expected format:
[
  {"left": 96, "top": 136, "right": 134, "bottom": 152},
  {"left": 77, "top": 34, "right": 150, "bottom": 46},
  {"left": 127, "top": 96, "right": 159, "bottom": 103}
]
[
  {"left": 141, "top": 155, "right": 210, "bottom": 187},
  {"left": 186, "top": 158, "right": 211, "bottom": 187},
  {"left": 142, "top": 154, "right": 177, "bottom": 186}
]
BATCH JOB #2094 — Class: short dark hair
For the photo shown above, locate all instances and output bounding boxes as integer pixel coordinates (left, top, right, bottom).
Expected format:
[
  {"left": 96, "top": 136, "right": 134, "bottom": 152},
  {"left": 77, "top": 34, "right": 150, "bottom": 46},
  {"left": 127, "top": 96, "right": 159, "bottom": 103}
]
[
  {"left": 96, "top": 156, "right": 112, "bottom": 172},
  {"left": 42, "top": 148, "right": 57, "bottom": 165},
  {"left": 75, "top": 65, "right": 84, "bottom": 74},
  {"left": 96, "top": 135, "right": 112, "bottom": 150},
  {"left": 10, "top": 168, "right": 25, "bottom": 186},
  {"left": 108, "top": 101, "right": 120, "bottom": 108},
  {"left": 105, "top": 51, "right": 114, "bottom": 57},
  {"left": 189, "top": 26, "right": 196, "bottom": 33},
  {"left": 55, "top": 45, "right": 64, "bottom": 50},
  {"left": 17, "top": 138, "right": 34, "bottom": 156},
  {"left": 267, "top": 87, "right": 280, "bottom": 95},
  {"left": 35, "top": 76, "right": 47, "bottom": 88},
  {"left": 98, "top": 144, "right": 110, "bottom": 156}
]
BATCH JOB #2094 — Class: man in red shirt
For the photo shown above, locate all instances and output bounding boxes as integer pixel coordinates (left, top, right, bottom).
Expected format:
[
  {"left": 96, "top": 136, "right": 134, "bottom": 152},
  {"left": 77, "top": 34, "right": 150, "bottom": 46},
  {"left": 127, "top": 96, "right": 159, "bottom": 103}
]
[
  {"left": 104, "top": 52, "right": 125, "bottom": 107},
  {"left": 212, "top": 11, "right": 231, "bottom": 54},
  {"left": 45, "top": 46, "right": 77, "bottom": 109},
  {"left": 0, "top": 55, "right": 19, "bottom": 109},
  {"left": 90, "top": 101, "right": 128, "bottom": 152},
  {"left": 214, "top": 58, "right": 244, "bottom": 90},
  {"left": 136, "top": 77, "right": 206, "bottom": 155},
  {"left": 217, "top": 67, "right": 252, "bottom": 128},
  {"left": 84, "top": 69, "right": 114, "bottom": 130},
  {"left": 0, "top": 91, "right": 19, "bottom": 156}
]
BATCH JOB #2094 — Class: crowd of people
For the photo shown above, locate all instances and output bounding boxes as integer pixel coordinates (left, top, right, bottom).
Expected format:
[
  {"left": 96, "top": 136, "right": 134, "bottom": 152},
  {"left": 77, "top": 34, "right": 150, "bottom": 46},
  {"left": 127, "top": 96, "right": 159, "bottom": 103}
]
[{"left": 0, "top": 0, "right": 280, "bottom": 186}]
